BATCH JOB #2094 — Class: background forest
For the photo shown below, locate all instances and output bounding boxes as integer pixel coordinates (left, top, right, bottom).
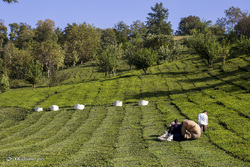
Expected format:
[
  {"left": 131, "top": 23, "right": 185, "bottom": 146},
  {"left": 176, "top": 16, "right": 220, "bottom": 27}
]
[{"left": 0, "top": 2, "right": 250, "bottom": 91}]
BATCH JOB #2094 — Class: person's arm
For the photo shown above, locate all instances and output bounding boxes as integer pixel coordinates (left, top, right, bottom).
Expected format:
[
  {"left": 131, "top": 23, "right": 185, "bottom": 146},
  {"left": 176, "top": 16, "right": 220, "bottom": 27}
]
[{"left": 198, "top": 114, "right": 200, "bottom": 125}]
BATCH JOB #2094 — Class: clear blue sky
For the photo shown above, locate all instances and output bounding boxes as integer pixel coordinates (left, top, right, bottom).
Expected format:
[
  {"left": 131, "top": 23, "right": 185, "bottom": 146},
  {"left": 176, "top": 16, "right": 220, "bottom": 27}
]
[{"left": 0, "top": 0, "right": 249, "bottom": 33}]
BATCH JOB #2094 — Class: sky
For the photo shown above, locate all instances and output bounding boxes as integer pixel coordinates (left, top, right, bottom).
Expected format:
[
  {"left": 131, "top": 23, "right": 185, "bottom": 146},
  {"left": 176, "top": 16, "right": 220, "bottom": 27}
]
[{"left": 0, "top": 0, "right": 250, "bottom": 33}]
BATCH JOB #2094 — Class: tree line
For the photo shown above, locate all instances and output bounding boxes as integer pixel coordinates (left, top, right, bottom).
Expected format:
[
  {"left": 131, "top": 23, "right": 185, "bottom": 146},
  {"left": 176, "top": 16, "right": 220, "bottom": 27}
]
[{"left": 0, "top": 2, "right": 250, "bottom": 91}]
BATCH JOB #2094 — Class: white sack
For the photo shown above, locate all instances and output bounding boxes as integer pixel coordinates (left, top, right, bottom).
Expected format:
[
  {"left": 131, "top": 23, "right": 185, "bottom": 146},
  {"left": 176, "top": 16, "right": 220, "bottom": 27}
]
[
  {"left": 35, "top": 107, "right": 43, "bottom": 112},
  {"left": 50, "top": 105, "right": 59, "bottom": 111},
  {"left": 74, "top": 104, "right": 85, "bottom": 110},
  {"left": 138, "top": 100, "right": 149, "bottom": 106},
  {"left": 114, "top": 101, "right": 122, "bottom": 106}
]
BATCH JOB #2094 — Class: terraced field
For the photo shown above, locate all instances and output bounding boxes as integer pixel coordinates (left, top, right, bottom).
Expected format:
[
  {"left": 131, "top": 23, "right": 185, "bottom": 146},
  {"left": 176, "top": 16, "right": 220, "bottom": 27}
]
[{"left": 0, "top": 54, "right": 249, "bottom": 166}]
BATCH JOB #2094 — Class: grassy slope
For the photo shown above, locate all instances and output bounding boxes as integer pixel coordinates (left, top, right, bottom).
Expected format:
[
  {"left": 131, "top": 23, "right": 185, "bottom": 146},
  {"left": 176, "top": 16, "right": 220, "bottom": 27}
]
[{"left": 0, "top": 53, "right": 249, "bottom": 166}]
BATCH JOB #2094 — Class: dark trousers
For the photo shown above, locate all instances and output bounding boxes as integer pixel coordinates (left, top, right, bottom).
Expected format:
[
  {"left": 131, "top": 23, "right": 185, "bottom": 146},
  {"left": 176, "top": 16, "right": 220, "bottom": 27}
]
[{"left": 200, "top": 125, "right": 207, "bottom": 132}]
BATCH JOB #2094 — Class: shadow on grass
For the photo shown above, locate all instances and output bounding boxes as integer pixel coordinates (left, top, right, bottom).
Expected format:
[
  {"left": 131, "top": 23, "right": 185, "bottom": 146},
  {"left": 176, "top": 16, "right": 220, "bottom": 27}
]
[{"left": 148, "top": 135, "right": 162, "bottom": 142}]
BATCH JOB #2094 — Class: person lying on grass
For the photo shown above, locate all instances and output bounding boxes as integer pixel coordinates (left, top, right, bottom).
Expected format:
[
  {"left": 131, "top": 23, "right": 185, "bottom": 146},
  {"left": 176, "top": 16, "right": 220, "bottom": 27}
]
[{"left": 158, "top": 119, "right": 182, "bottom": 142}]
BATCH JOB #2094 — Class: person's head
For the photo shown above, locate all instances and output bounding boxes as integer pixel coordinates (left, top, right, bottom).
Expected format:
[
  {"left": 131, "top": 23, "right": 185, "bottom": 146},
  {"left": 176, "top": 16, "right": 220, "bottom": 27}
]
[
  {"left": 174, "top": 119, "right": 179, "bottom": 124},
  {"left": 203, "top": 110, "right": 208, "bottom": 115}
]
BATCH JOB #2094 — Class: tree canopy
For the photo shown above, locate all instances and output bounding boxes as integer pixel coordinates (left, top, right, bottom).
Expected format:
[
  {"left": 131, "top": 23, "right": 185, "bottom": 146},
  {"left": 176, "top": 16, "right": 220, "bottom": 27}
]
[{"left": 146, "top": 2, "right": 173, "bottom": 35}]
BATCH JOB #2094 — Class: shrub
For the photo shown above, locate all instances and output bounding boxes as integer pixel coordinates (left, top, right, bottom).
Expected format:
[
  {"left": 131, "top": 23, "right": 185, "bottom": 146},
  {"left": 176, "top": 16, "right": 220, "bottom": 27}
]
[
  {"left": 133, "top": 48, "right": 157, "bottom": 73},
  {"left": 185, "top": 33, "right": 220, "bottom": 66}
]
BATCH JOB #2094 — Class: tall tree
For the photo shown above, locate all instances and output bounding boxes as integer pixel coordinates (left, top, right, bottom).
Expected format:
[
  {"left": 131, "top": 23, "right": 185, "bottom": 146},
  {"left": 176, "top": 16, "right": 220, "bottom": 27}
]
[
  {"left": 16, "top": 23, "right": 35, "bottom": 48},
  {"left": 100, "top": 28, "right": 117, "bottom": 50},
  {"left": 225, "top": 6, "right": 246, "bottom": 31},
  {"left": 63, "top": 23, "right": 100, "bottom": 66},
  {"left": 35, "top": 19, "right": 56, "bottom": 42},
  {"left": 236, "top": 36, "right": 250, "bottom": 56},
  {"left": 185, "top": 34, "right": 220, "bottom": 66},
  {"left": 130, "top": 20, "right": 147, "bottom": 39},
  {"left": 114, "top": 21, "right": 130, "bottom": 44},
  {"left": 25, "top": 61, "right": 43, "bottom": 89},
  {"left": 0, "top": 20, "right": 8, "bottom": 48},
  {"left": 97, "top": 44, "right": 122, "bottom": 77},
  {"left": 146, "top": 2, "right": 173, "bottom": 35},
  {"left": 178, "top": 15, "right": 201, "bottom": 35},
  {"left": 9, "top": 23, "right": 19, "bottom": 42},
  {"left": 235, "top": 15, "right": 250, "bottom": 36},
  {"left": 3, "top": 42, "right": 33, "bottom": 79},
  {"left": 35, "top": 40, "right": 65, "bottom": 78}
]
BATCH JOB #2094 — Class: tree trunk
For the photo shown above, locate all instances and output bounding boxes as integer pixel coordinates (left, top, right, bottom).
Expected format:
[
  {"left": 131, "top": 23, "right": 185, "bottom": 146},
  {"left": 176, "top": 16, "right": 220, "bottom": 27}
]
[{"left": 33, "top": 83, "right": 36, "bottom": 89}]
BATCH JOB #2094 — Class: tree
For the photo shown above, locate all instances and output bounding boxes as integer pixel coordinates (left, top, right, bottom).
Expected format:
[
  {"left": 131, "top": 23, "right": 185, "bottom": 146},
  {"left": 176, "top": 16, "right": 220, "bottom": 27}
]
[
  {"left": 144, "top": 34, "right": 173, "bottom": 50},
  {"left": 124, "top": 43, "right": 135, "bottom": 69},
  {"left": 235, "top": 15, "right": 250, "bottom": 36},
  {"left": 158, "top": 41, "right": 183, "bottom": 63},
  {"left": 9, "top": 23, "right": 19, "bottom": 42},
  {"left": 178, "top": 15, "right": 201, "bottom": 35},
  {"left": 63, "top": 23, "right": 100, "bottom": 66},
  {"left": 35, "top": 19, "right": 57, "bottom": 42},
  {"left": 35, "top": 40, "right": 65, "bottom": 78},
  {"left": 3, "top": 42, "right": 33, "bottom": 79},
  {"left": 0, "top": 59, "right": 9, "bottom": 93},
  {"left": 158, "top": 46, "right": 171, "bottom": 62},
  {"left": 133, "top": 48, "right": 157, "bottom": 73},
  {"left": 16, "top": 23, "right": 35, "bottom": 49},
  {"left": 97, "top": 44, "right": 122, "bottom": 77},
  {"left": 100, "top": 28, "right": 117, "bottom": 50},
  {"left": 220, "top": 39, "right": 231, "bottom": 65},
  {"left": 3, "top": 0, "right": 18, "bottom": 3},
  {"left": 114, "top": 21, "right": 130, "bottom": 44},
  {"left": 171, "top": 42, "right": 183, "bottom": 61},
  {"left": 225, "top": 6, "right": 246, "bottom": 31},
  {"left": 0, "top": 72, "right": 10, "bottom": 93},
  {"left": 236, "top": 35, "right": 250, "bottom": 56},
  {"left": 146, "top": 2, "right": 173, "bottom": 35},
  {"left": 130, "top": 20, "right": 147, "bottom": 39},
  {"left": 185, "top": 34, "right": 220, "bottom": 66},
  {"left": 25, "top": 61, "right": 43, "bottom": 89},
  {"left": 0, "top": 20, "right": 8, "bottom": 48}
]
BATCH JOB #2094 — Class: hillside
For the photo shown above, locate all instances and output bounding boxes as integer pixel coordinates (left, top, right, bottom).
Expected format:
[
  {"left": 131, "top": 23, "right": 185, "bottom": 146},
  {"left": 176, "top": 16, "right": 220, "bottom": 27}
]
[{"left": 0, "top": 53, "right": 249, "bottom": 166}]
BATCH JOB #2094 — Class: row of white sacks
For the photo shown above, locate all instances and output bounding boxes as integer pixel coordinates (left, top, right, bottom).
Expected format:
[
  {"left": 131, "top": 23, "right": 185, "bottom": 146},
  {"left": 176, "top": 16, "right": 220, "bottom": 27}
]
[{"left": 35, "top": 100, "right": 149, "bottom": 112}]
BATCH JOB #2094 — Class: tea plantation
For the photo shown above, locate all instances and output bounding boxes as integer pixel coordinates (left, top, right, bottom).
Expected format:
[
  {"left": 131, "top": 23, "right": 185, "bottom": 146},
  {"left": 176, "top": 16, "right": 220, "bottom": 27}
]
[{"left": 0, "top": 53, "right": 249, "bottom": 166}]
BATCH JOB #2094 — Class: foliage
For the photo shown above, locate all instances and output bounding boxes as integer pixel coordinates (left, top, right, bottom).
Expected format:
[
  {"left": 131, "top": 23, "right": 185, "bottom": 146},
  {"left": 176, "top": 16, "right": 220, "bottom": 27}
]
[
  {"left": 114, "top": 21, "right": 130, "bottom": 44},
  {"left": 185, "top": 33, "right": 220, "bottom": 66},
  {"left": 133, "top": 48, "right": 157, "bottom": 73},
  {"left": 97, "top": 44, "right": 122, "bottom": 77},
  {"left": 146, "top": 2, "right": 173, "bottom": 35},
  {"left": 34, "top": 19, "right": 57, "bottom": 43},
  {"left": 144, "top": 34, "right": 173, "bottom": 50},
  {"left": 63, "top": 23, "right": 100, "bottom": 65},
  {"left": 129, "top": 20, "right": 147, "bottom": 39},
  {"left": 235, "top": 15, "right": 250, "bottom": 36},
  {"left": 0, "top": 72, "right": 9, "bottom": 93},
  {"left": 224, "top": 6, "right": 247, "bottom": 31},
  {"left": 220, "top": 39, "right": 231, "bottom": 65},
  {"left": 100, "top": 28, "right": 117, "bottom": 50},
  {"left": 124, "top": 43, "right": 135, "bottom": 69},
  {"left": 158, "top": 41, "right": 183, "bottom": 62},
  {"left": 236, "top": 35, "right": 250, "bottom": 56},
  {"left": 178, "top": 15, "right": 202, "bottom": 35},
  {"left": 25, "top": 61, "right": 43, "bottom": 89},
  {"left": 0, "top": 21, "right": 8, "bottom": 48},
  {"left": 2, "top": 42, "right": 33, "bottom": 79},
  {"left": 158, "top": 45, "right": 171, "bottom": 62},
  {"left": 34, "top": 40, "right": 65, "bottom": 78}
]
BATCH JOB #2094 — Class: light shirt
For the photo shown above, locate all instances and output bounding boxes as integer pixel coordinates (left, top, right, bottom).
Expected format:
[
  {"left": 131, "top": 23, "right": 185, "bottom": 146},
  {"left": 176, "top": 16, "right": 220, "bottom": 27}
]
[{"left": 198, "top": 113, "right": 208, "bottom": 125}]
